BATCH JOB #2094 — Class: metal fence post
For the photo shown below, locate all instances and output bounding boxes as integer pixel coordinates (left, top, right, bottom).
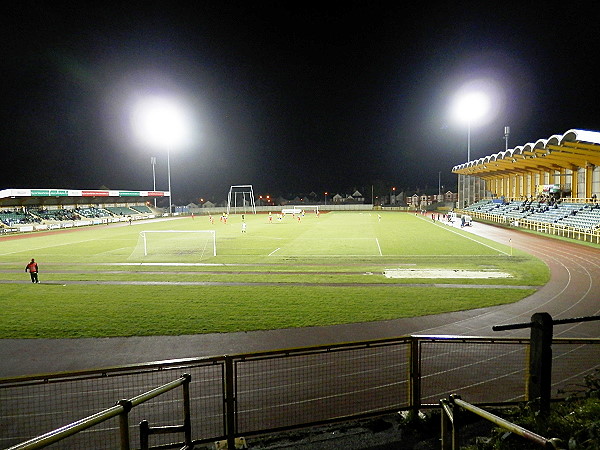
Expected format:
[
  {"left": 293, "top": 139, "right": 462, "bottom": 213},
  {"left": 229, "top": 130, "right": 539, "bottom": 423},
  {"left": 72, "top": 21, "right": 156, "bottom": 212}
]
[
  {"left": 529, "top": 312, "right": 553, "bottom": 415},
  {"left": 449, "top": 394, "right": 462, "bottom": 449},
  {"left": 116, "top": 399, "right": 132, "bottom": 450},
  {"left": 440, "top": 398, "right": 453, "bottom": 450},
  {"left": 182, "top": 373, "right": 192, "bottom": 447},
  {"left": 139, "top": 420, "right": 149, "bottom": 450},
  {"left": 409, "top": 336, "right": 421, "bottom": 417},
  {"left": 224, "top": 356, "right": 236, "bottom": 450}
]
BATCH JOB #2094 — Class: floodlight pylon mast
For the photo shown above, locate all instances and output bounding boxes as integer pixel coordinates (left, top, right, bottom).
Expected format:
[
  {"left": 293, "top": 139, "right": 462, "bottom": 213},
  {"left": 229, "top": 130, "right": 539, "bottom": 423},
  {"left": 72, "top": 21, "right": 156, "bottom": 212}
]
[
  {"left": 167, "top": 147, "right": 173, "bottom": 213},
  {"left": 151, "top": 156, "right": 157, "bottom": 208}
]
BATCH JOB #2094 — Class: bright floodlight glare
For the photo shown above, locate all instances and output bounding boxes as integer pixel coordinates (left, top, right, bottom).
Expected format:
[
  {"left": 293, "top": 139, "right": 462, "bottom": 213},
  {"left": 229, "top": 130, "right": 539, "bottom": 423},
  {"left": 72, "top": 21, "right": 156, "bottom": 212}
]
[
  {"left": 131, "top": 96, "right": 193, "bottom": 215},
  {"left": 132, "top": 97, "right": 191, "bottom": 149},
  {"left": 453, "top": 91, "right": 490, "bottom": 125}
]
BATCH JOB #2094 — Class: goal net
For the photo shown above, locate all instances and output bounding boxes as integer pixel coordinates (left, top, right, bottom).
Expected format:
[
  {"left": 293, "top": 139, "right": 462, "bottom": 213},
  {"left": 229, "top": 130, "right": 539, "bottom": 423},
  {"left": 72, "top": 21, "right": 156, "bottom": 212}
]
[
  {"left": 135, "top": 230, "right": 216, "bottom": 258},
  {"left": 227, "top": 184, "right": 256, "bottom": 215}
]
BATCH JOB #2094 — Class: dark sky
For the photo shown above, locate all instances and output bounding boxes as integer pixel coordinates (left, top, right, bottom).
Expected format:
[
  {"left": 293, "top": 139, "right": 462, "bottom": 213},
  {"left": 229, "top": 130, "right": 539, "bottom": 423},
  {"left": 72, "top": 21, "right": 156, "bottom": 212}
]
[{"left": 2, "top": 1, "right": 600, "bottom": 204}]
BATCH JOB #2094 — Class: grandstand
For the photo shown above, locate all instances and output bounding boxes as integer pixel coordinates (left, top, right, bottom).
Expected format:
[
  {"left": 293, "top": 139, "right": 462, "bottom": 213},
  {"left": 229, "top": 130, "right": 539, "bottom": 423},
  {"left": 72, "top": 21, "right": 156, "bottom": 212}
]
[
  {"left": 0, "top": 188, "right": 168, "bottom": 232},
  {"left": 465, "top": 199, "right": 600, "bottom": 230},
  {"left": 453, "top": 129, "right": 600, "bottom": 242}
]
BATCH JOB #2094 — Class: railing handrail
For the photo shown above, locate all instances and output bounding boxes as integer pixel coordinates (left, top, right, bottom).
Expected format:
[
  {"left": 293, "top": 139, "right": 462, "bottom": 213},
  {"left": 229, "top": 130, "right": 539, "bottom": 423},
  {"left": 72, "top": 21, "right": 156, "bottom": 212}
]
[
  {"left": 441, "top": 394, "right": 561, "bottom": 449},
  {"left": 129, "top": 374, "right": 189, "bottom": 407},
  {"left": 493, "top": 314, "right": 600, "bottom": 331},
  {"left": 452, "top": 396, "right": 558, "bottom": 448},
  {"left": 7, "top": 374, "right": 190, "bottom": 450},
  {"left": 7, "top": 404, "right": 126, "bottom": 450}
]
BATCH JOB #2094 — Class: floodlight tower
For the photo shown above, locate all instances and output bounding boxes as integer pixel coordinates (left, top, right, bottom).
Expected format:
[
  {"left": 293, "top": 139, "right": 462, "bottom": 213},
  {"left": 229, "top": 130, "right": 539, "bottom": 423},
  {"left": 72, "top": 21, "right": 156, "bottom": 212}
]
[
  {"left": 150, "top": 156, "right": 157, "bottom": 208},
  {"left": 132, "top": 96, "right": 191, "bottom": 214},
  {"left": 452, "top": 91, "right": 490, "bottom": 161},
  {"left": 451, "top": 87, "right": 492, "bottom": 210}
]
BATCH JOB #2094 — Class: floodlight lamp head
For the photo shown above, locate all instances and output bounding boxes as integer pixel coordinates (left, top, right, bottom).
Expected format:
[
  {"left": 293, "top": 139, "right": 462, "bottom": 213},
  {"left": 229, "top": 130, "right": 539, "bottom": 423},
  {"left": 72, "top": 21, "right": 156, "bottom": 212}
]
[
  {"left": 132, "top": 96, "right": 191, "bottom": 149},
  {"left": 453, "top": 91, "right": 490, "bottom": 125}
]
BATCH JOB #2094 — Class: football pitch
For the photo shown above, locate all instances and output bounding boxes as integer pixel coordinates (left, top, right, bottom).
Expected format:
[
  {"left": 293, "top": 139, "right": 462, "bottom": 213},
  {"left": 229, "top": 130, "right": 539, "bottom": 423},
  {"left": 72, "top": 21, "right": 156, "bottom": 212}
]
[{"left": 0, "top": 211, "right": 548, "bottom": 338}]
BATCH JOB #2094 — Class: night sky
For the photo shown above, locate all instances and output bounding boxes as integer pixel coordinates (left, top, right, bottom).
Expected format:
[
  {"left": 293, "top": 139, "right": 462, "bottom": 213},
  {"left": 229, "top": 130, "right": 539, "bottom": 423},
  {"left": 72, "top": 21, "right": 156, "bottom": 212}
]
[{"left": 3, "top": 2, "right": 600, "bottom": 204}]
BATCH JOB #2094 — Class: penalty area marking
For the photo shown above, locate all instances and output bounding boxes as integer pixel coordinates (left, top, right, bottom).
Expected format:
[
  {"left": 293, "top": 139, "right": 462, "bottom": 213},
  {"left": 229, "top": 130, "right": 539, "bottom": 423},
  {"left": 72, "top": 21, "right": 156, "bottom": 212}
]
[
  {"left": 375, "top": 238, "right": 382, "bottom": 256},
  {"left": 110, "top": 262, "right": 224, "bottom": 266},
  {"left": 268, "top": 247, "right": 281, "bottom": 256}
]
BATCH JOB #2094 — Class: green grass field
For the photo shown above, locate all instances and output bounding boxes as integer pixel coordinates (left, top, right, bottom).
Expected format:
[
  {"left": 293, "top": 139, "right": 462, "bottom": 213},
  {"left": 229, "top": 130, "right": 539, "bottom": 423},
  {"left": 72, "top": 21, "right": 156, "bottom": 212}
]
[{"left": 0, "top": 211, "right": 549, "bottom": 338}]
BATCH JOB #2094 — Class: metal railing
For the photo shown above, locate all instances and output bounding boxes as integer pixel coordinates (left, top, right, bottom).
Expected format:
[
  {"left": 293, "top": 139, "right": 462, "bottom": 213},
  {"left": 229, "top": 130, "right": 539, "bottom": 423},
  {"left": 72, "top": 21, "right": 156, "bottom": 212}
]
[
  {"left": 6, "top": 374, "right": 191, "bottom": 450},
  {"left": 2, "top": 335, "right": 599, "bottom": 449},
  {"left": 493, "top": 314, "right": 600, "bottom": 414},
  {"left": 440, "top": 394, "right": 561, "bottom": 449},
  {"left": 460, "top": 209, "right": 600, "bottom": 244}
]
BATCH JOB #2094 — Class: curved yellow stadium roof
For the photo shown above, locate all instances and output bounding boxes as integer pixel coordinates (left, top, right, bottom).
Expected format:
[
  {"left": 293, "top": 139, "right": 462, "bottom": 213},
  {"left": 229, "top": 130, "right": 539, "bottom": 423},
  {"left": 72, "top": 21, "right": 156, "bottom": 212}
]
[{"left": 452, "top": 129, "right": 600, "bottom": 179}]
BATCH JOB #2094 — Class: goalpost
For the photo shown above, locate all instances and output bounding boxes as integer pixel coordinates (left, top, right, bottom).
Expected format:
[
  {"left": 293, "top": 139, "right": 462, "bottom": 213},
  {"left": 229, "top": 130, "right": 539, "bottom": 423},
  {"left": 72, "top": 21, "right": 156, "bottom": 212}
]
[
  {"left": 139, "top": 230, "right": 216, "bottom": 257},
  {"left": 292, "top": 205, "right": 319, "bottom": 214},
  {"left": 227, "top": 185, "right": 257, "bottom": 215}
]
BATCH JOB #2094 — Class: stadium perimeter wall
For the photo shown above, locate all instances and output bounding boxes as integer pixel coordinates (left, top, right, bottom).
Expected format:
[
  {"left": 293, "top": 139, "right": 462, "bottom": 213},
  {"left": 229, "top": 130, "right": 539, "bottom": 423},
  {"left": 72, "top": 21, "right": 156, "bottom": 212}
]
[{"left": 188, "top": 204, "right": 376, "bottom": 214}]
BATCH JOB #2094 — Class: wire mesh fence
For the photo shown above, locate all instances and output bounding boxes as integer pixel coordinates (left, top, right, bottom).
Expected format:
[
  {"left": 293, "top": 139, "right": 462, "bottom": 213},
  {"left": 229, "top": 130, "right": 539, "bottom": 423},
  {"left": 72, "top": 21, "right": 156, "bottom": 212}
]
[
  {"left": 1, "top": 336, "right": 599, "bottom": 449},
  {"left": 550, "top": 339, "right": 600, "bottom": 396},
  {"left": 233, "top": 339, "right": 412, "bottom": 434},
  {"left": 419, "top": 337, "right": 530, "bottom": 405},
  {"left": 0, "top": 360, "right": 226, "bottom": 449}
]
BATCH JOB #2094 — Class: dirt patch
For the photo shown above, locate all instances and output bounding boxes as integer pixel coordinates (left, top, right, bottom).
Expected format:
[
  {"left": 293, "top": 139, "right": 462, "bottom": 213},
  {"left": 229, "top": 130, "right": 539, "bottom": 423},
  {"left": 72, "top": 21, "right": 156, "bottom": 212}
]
[{"left": 384, "top": 269, "right": 512, "bottom": 279}]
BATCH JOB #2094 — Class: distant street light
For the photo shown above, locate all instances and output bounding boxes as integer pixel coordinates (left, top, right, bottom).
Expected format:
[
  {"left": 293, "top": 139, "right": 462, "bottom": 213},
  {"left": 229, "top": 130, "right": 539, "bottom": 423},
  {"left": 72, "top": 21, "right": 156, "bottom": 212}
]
[
  {"left": 132, "top": 96, "right": 192, "bottom": 214},
  {"left": 324, "top": 192, "right": 328, "bottom": 206}
]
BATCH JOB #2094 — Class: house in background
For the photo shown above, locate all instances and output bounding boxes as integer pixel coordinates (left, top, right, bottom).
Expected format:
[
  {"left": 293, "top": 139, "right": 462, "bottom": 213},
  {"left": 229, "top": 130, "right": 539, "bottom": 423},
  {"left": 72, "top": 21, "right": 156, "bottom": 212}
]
[
  {"left": 331, "top": 190, "right": 364, "bottom": 204},
  {"left": 351, "top": 190, "right": 364, "bottom": 202}
]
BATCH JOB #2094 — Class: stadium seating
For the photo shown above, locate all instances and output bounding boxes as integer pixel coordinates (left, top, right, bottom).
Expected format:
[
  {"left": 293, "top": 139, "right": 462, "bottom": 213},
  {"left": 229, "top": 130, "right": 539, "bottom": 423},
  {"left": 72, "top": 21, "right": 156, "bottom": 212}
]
[
  {"left": 559, "top": 204, "right": 600, "bottom": 229},
  {"left": 465, "top": 200, "right": 600, "bottom": 230},
  {"left": 32, "top": 209, "right": 79, "bottom": 222},
  {"left": 76, "top": 207, "right": 112, "bottom": 218},
  {"left": 0, "top": 205, "right": 153, "bottom": 227},
  {"left": 130, "top": 205, "right": 153, "bottom": 214},
  {"left": 104, "top": 206, "right": 138, "bottom": 216},
  {"left": 0, "top": 210, "right": 40, "bottom": 226}
]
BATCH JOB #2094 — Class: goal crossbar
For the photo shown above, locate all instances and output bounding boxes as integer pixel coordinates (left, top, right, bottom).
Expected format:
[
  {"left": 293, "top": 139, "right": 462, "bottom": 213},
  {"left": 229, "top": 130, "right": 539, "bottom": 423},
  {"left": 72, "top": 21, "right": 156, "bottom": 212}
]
[
  {"left": 292, "top": 205, "right": 319, "bottom": 213},
  {"left": 227, "top": 184, "right": 256, "bottom": 215},
  {"left": 139, "top": 230, "right": 216, "bottom": 256}
]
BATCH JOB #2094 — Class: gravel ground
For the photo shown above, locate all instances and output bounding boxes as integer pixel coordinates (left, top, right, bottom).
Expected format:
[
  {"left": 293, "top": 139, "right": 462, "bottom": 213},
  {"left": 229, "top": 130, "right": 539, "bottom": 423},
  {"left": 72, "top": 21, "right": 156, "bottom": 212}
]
[{"left": 199, "top": 411, "right": 495, "bottom": 449}]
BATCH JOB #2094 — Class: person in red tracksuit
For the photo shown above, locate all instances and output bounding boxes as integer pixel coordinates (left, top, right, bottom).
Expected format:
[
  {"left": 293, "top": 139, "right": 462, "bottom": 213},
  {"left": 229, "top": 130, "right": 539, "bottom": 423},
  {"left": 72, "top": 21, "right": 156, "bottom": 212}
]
[{"left": 25, "top": 258, "right": 39, "bottom": 283}]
